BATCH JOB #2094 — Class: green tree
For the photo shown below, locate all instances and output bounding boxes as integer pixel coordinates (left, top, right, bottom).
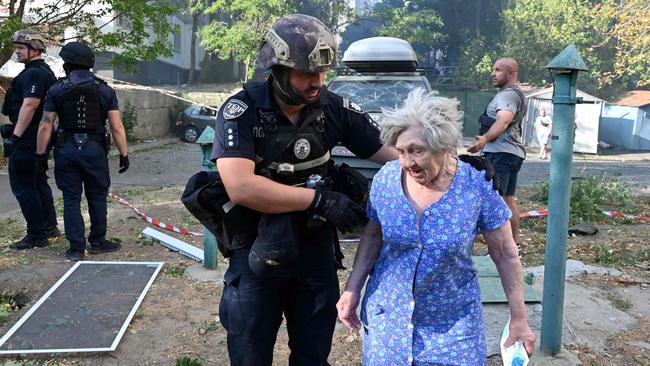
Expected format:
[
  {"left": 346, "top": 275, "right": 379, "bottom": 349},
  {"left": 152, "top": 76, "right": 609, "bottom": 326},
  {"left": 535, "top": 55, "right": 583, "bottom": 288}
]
[
  {"left": 293, "top": 0, "right": 354, "bottom": 35},
  {"left": 501, "top": 0, "right": 610, "bottom": 94},
  {"left": 0, "top": 0, "right": 179, "bottom": 72},
  {"left": 199, "top": 0, "right": 293, "bottom": 82},
  {"left": 596, "top": 0, "right": 650, "bottom": 88},
  {"left": 372, "top": 1, "right": 446, "bottom": 63},
  {"left": 453, "top": 35, "right": 496, "bottom": 89}
]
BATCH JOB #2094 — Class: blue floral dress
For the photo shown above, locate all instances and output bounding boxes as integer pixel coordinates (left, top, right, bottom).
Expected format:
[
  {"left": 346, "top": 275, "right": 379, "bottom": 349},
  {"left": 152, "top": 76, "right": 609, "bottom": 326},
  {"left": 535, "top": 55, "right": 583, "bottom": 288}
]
[{"left": 361, "top": 159, "right": 511, "bottom": 365}]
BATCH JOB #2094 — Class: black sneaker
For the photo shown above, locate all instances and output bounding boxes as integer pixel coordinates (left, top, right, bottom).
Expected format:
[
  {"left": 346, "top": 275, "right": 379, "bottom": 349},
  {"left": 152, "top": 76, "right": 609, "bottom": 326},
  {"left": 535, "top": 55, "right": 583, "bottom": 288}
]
[
  {"left": 87, "top": 239, "right": 121, "bottom": 254},
  {"left": 10, "top": 236, "right": 49, "bottom": 250},
  {"left": 64, "top": 249, "right": 85, "bottom": 261},
  {"left": 46, "top": 227, "right": 61, "bottom": 240}
]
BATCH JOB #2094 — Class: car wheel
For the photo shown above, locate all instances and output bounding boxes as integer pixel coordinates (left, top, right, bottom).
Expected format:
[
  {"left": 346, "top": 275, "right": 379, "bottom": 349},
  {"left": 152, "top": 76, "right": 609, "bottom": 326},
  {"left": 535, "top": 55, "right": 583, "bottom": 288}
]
[{"left": 183, "top": 126, "right": 200, "bottom": 143}]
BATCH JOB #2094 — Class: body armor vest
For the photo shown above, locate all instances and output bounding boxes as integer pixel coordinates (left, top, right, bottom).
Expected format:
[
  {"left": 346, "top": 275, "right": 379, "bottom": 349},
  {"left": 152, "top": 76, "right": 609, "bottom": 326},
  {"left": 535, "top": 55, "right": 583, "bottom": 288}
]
[
  {"left": 244, "top": 82, "right": 331, "bottom": 186},
  {"left": 57, "top": 78, "right": 105, "bottom": 132},
  {"left": 1, "top": 61, "right": 55, "bottom": 122}
]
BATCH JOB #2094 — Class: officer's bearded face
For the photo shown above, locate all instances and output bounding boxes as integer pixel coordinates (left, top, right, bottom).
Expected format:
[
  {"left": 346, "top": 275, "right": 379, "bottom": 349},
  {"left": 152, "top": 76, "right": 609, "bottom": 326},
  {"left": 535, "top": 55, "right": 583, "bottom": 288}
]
[{"left": 288, "top": 70, "right": 325, "bottom": 103}]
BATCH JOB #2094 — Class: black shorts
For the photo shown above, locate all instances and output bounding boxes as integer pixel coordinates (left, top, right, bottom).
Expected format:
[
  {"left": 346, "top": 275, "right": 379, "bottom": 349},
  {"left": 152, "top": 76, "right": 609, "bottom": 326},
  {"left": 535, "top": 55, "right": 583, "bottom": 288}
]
[{"left": 484, "top": 152, "right": 524, "bottom": 196}]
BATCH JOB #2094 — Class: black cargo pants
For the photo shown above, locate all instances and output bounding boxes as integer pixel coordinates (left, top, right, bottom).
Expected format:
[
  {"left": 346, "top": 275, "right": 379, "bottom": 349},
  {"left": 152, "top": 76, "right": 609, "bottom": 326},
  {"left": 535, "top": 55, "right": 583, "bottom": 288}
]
[{"left": 219, "top": 225, "right": 339, "bottom": 366}]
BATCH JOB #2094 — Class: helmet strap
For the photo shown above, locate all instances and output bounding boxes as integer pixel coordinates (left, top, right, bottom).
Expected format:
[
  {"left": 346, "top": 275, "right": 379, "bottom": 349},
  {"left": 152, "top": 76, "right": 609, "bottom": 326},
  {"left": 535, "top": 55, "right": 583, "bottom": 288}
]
[{"left": 270, "top": 66, "right": 319, "bottom": 106}]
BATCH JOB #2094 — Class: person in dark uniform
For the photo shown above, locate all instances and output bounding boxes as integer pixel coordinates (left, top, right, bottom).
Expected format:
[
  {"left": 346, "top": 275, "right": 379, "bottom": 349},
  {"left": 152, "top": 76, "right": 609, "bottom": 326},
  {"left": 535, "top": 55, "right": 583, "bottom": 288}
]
[
  {"left": 211, "top": 14, "right": 393, "bottom": 365},
  {"left": 36, "top": 42, "right": 129, "bottom": 262},
  {"left": 1, "top": 29, "right": 60, "bottom": 250},
  {"left": 208, "top": 14, "right": 496, "bottom": 365}
]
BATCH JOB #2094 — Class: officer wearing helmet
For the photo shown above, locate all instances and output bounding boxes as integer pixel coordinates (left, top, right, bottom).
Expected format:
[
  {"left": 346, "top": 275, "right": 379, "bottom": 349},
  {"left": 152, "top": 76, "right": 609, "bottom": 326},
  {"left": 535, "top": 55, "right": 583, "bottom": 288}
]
[
  {"left": 203, "top": 14, "right": 496, "bottom": 364},
  {"left": 206, "top": 14, "right": 397, "bottom": 365},
  {"left": 35, "top": 42, "right": 129, "bottom": 261},
  {"left": 1, "top": 29, "right": 60, "bottom": 250}
]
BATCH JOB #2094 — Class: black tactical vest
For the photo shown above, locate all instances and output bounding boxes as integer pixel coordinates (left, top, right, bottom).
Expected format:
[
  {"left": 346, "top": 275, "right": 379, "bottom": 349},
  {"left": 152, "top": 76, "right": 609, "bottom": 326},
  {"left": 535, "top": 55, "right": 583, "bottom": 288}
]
[
  {"left": 244, "top": 82, "right": 331, "bottom": 186},
  {"left": 57, "top": 78, "right": 106, "bottom": 132},
  {"left": 1, "top": 60, "right": 56, "bottom": 123}
]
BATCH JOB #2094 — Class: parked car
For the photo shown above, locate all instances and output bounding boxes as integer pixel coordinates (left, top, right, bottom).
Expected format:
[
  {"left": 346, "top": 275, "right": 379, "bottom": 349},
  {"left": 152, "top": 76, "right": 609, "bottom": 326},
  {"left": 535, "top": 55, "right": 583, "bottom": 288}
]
[
  {"left": 175, "top": 104, "right": 219, "bottom": 143},
  {"left": 327, "top": 37, "right": 433, "bottom": 178}
]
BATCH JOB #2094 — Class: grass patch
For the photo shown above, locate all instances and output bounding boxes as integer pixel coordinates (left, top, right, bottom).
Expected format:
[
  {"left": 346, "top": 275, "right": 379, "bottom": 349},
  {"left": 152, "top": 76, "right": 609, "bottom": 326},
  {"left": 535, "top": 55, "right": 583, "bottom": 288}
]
[
  {"left": 594, "top": 244, "right": 621, "bottom": 266},
  {"left": 606, "top": 293, "right": 632, "bottom": 311},
  {"left": 165, "top": 265, "right": 186, "bottom": 278},
  {"left": 136, "top": 233, "right": 157, "bottom": 247},
  {"left": 533, "top": 174, "right": 632, "bottom": 225},
  {"left": 176, "top": 357, "right": 204, "bottom": 366},
  {"left": 199, "top": 319, "right": 220, "bottom": 332}
]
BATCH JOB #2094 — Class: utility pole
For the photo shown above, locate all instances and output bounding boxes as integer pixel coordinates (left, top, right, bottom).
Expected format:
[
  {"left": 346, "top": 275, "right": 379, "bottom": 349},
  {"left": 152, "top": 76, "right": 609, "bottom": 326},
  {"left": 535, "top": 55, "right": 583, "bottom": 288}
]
[{"left": 540, "top": 44, "right": 588, "bottom": 355}]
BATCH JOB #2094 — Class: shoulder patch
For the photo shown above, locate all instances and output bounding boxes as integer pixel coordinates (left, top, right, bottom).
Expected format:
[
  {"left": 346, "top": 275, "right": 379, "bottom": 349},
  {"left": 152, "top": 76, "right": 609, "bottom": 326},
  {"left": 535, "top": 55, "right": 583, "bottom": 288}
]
[
  {"left": 343, "top": 98, "right": 363, "bottom": 114},
  {"left": 223, "top": 99, "right": 248, "bottom": 120}
]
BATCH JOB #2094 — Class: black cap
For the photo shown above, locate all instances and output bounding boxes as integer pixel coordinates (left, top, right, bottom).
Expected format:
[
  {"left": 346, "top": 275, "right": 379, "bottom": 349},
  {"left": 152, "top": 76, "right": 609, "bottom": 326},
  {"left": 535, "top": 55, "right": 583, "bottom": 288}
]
[{"left": 60, "top": 42, "right": 95, "bottom": 68}]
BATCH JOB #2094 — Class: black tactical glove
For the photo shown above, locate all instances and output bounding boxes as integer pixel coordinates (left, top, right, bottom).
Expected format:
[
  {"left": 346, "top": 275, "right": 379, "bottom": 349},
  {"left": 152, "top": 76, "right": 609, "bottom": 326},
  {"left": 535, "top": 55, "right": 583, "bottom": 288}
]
[
  {"left": 119, "top": 154, "right": 129, "bottom": 173},
  {"left": 3, "top": 134, "right": 19, "bottom": 158},
  {"left": 35, "top": 153, "right": 48, "bottom": 175},
  {"left": 309, "top": 189, "right": 368, "bottom": 234},
  {"left": 458, "top": 154, "right": 500, "bottom": 191}
]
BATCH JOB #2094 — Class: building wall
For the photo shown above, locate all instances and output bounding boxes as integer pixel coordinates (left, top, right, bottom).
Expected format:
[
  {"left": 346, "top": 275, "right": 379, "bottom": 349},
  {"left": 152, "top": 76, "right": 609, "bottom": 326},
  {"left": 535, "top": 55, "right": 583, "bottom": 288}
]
[
  {"left": 600, "top": 104, "right": 650, "bottom": 151},
  {"left": 114, "top": 85, "right": 180, "bottom": 139},
  {"left": 0, "top": 86, "right": 179, "bottom": 140},
  {"left": 524, "top": 91, "right": 603, "bottom": 154}
]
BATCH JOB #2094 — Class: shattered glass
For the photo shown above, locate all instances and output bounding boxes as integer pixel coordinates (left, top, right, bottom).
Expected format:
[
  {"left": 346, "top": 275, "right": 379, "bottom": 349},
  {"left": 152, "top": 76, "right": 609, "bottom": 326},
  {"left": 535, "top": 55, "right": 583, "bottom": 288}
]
[{"left": 328, "top": 79, "right": 428, "bottom": 112}]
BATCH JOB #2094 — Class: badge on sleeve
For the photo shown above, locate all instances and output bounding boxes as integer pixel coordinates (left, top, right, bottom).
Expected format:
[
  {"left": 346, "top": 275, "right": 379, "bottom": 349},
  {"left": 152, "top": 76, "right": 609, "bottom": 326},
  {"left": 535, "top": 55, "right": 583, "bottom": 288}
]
[
  {"left": 223, "top": 121, "right": 239, "bottom": 150},
  {"left": 223, "top": 99, "right": 248, "bottom": 120},
  {"left": 343, "top": 98, "right": 363, "bottom": 114}
]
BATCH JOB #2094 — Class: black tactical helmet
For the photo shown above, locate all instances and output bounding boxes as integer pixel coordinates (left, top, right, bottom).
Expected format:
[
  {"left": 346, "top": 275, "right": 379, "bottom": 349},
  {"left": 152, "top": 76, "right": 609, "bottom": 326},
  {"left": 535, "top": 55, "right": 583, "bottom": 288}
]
[
  {"left": 60, "top": 42, "right": 95, "bottom": 68},
  {"left": 12, "top": 29, "right": 47, "bottom": 51},
  {"left": 258, "top": 14, "right": 337, "bottom": 73}
]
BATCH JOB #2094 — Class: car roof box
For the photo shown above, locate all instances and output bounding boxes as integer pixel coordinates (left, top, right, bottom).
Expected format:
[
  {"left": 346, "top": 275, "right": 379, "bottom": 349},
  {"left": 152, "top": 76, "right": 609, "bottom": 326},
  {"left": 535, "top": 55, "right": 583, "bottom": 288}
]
[{"left": 342, "top": 37, "right": 418, "bottom": 72}]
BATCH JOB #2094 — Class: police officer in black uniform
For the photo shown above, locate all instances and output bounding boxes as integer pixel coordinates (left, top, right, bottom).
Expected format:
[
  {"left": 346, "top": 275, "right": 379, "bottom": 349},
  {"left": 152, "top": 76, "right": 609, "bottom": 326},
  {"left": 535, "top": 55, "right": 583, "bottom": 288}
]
[
  {"left": 207, "top": 14, "right": 496, "bottom": 365},
  {"left": 210, "top": 14, "right": 395, "bottom": 365},
  {"left": 36, "top": 42, "right": 129, "bottom": 262},
  {"left": 1, "top": 29, "right": 60, "bottom": 250}
]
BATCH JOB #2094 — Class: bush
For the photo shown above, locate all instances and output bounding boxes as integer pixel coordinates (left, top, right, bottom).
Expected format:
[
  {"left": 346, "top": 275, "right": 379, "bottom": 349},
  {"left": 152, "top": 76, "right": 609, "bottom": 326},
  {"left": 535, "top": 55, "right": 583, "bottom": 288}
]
[
  {"left": 533, "top": 174, "right": 632, "bottom": 224},
  {"left": 122, "top": 101, "right": 138, "bottom": 142},
  {"left": 176, "top": 357, "right": 203, "bottom": 366}
]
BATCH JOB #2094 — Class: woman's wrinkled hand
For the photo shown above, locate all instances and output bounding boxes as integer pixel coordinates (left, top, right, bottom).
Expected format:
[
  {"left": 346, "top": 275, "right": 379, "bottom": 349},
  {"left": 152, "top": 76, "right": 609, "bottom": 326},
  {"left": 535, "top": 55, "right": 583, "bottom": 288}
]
[
  {"left": 336, "top": 290, "right": 361, "bottom": 329},
  {"left": 504, "top": 318, "right": 536, "bottom": 357}
]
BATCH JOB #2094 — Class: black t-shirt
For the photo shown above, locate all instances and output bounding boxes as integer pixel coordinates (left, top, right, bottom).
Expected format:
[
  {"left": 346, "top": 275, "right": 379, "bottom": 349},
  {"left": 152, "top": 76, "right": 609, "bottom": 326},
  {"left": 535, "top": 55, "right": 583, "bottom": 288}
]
[{"left": 211, "top": 78, "right": 383, "bottom": 163}]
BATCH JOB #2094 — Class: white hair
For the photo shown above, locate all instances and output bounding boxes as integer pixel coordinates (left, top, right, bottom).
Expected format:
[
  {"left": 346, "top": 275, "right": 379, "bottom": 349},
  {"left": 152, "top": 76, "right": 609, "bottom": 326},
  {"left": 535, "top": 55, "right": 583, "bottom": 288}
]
[{"left": 379, "top": 88, "right": 463, "bottom": 153}]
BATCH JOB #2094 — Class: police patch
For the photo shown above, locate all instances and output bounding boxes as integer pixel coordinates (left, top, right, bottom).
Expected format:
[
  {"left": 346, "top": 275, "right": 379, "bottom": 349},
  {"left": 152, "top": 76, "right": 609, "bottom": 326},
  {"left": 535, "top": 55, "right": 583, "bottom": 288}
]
[
  {"left": 293, "top": 139, "right": 311, "bottom": 160},
  {"left": 223, "top": 99, "right": 248, "bottom": 120},
  {"left": 343, "top": 98, "right": 363, "bottom": 114}
]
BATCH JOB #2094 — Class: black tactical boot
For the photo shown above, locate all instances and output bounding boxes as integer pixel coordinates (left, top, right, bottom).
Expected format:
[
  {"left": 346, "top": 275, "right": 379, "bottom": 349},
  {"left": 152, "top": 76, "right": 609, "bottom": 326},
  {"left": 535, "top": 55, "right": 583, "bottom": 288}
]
[
  {"left": 47, "top": 227, "right": 61, "bottom": 240},
  {"left": 87, "top": 239, "right": 121, "bottom": 254},
  {"left": 64, "top": 249, "right": 85, "bottom": 261},
  {"left": 10, "top": 236, "right": 49, "bottom": 250}
]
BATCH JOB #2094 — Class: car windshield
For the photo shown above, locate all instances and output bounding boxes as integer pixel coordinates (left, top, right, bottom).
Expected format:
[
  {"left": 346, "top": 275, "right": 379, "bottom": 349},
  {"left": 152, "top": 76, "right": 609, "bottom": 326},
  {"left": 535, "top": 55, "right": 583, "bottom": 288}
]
[{"left": 328, "top": 79, "right": 427, "bottom": 112}]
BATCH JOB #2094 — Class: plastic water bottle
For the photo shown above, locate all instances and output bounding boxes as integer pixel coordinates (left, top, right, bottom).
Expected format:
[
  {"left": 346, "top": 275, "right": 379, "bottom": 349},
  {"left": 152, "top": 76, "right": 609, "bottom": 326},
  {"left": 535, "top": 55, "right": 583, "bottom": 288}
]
[{"left": 500, "top": 319, "right": 529, "bottom": 366}]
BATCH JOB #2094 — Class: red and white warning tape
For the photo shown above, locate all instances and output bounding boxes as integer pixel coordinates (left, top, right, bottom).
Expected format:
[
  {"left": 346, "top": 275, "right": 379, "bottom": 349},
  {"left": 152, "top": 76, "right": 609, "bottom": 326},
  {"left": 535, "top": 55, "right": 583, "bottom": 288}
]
[
  {"left": 601, "top": 211, "right": 650, "bottom": 222},
  {"left": 519, "top": 208, "right": 649, "bottom": 222},
  {"left": 519, "top": 209, "right": 548, "bottom": 217},
  {"left": 110, "top": 192, "right": 648, "bottom": 238},
  {"left": 109, "top": 193, "right": 204, "bottom": 237}
]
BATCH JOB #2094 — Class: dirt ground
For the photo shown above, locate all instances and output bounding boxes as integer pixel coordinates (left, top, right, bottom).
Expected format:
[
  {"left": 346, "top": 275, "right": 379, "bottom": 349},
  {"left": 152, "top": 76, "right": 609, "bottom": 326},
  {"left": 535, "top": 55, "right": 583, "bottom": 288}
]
[{"left": 0, "top": 184, "right": 649, "bottom": 365}]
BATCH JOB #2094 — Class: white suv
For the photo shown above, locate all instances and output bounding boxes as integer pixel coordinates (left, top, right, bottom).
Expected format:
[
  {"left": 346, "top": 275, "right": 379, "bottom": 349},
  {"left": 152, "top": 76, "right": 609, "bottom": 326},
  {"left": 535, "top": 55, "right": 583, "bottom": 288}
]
[{"left": 328, "top": 37, "right": 432, "bottom": 178}]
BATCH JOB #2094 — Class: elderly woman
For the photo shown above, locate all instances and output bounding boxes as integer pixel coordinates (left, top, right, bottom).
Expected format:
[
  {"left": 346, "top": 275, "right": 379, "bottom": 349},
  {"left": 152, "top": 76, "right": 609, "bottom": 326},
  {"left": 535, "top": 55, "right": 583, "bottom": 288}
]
[{"left": 337, "top": 89, "right": 535, "bottom": 365}]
